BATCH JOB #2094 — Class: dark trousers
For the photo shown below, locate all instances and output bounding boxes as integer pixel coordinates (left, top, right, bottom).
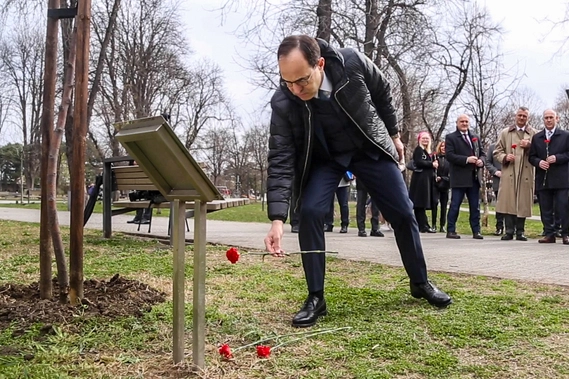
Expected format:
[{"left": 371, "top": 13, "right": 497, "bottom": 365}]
[
  {"left": 298, "top": 156, "right": 428, "bottom": 293},
  {"left": 356, "top": 189, "right": 379, "bottom": 231},
  {"left": 494, "top": 190, "right": 504, "bottom": 230},
  {"left": 414, "top": 208, "right": 429, "bottom": 230},
  {"left": 538, "top": 189, "right": 569, "bottom": 237},
  {"left": 447, "top": 181, "right": 481, "bottom": 234},
  {"left": 325, "top": 186, "right": 350, "bottom": 227},
  {"left": 504, "top": 214, "right": 526, "bottom": 236},
  {"left": 431, "top": 189, "right": 449, "bottom": 228}
]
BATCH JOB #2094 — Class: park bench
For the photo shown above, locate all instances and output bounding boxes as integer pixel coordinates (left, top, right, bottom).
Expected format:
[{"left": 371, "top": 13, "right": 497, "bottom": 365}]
[{"left": 102, "top": 156, "right": 250, "bottom": 237}]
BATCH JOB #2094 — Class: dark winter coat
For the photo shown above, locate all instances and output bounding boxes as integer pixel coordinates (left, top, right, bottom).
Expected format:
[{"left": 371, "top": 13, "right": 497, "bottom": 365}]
[
  {"left": 529, "top": 128, "right": 569, "bottom": 191},
  {"left": 267, "top": 39, "right": 399, "bottom": 221},
  {"left": 445, "top": 130, "right": 486, "bottom": 188},
  {"left": 408, "top": 146, "right": 436, "bottom": 209}
]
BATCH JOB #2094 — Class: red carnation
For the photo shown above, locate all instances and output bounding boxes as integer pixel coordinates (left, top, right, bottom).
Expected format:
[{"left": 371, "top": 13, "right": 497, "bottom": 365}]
[
  {"left": 511, "top": 144, "right": 517, "bottom": 149},
  {"left": 256, "top": 345, "right": 271, "bottom": 358},
  {"left": 226, "top": 247, "right": 240, "bottom": 264},
  {"left": 471, "top": 137, "right": 478, "bottom": 142},
  {"left": 545, "top": 139, "right": 551, "bottom": 144},
  {"left": 219, "top": 344, "right": 233, "bottom": 358}
]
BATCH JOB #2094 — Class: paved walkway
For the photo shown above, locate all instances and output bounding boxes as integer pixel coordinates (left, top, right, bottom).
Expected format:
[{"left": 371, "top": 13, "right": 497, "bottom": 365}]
[{"left": 1, "top": 207, "right": 568, "bottom": 286}]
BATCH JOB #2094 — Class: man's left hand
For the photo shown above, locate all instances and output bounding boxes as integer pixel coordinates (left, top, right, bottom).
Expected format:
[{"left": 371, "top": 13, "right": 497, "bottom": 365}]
[
  {"left": 547, "top": 155, "right": 557, "bottom": 164},
  {"left": 519, "top": 139, "right": 530, "bottom": 148},
  {"left": 476, "top": 159, "right": 484, "bottom": 167},
  {"left": 392, "top": 136, "right": 404, "bottom": 162}
]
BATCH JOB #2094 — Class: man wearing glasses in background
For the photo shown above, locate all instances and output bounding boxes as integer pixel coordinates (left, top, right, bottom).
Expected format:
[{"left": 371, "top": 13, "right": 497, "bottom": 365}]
[{"left": 263, "top": 35, "right": 451, "bottom": 328}]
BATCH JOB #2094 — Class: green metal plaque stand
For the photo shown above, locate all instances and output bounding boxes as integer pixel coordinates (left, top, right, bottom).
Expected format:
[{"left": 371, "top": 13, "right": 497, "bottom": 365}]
[{"left": 114, "top": 116, "right": 222, "bottom": 369}]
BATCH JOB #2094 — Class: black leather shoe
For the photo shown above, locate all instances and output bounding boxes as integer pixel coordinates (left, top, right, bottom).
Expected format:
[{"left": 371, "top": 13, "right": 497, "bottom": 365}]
[
  {"left": 516, "top": 234, "right": 528, "bottom": 241},
  {"left": 439, "top": 226, "right": 446, "bottom": 233},
  {"left": 473, "top": 233, "right": 483, "bottom": 240},
  {"left": 127, "top": 218, "right": 141, "bottom": 224},
  {"left": 139, "top": 218, "right": 151, "bottom": 225},
  {"left": 339, "top": 226, "right": 348, "bottom": 233},
  {"left": 446, "top": 232, "right": 460, "bottom": 239},
  {"left": 563, "top": 236, "right": 569, "bottom": 245},
  {"left": 370, "top": 229, "right": 384, "bottom": 237},
  {"left": 494, "top": 228, "right": 504, "bottom": 236},
  {"left": 410, "top": 281, "right": 452, "bottom": 308},
  {"left": 501, "top": 233, "right": 514, "bottom": 241},
  {"left": 291, "top": 295, "right": 327, "bottom": 328},
  {"left": 358, "top": 230, "right": 367, "bottom": 237},
  {"left": 291, "top": 225, "right": 299, "bottom": 233},
  {"left": 324, "top": 224, "right": 333, "bottom": 232},
  {"left": 555, "top": 231, "right": 563, "bottom": 238}
]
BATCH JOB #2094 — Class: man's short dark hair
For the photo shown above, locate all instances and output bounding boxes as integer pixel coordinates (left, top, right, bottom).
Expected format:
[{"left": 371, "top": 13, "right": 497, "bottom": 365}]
[{"left": 277, "top": 35, "right": 321, "bottom": 67}]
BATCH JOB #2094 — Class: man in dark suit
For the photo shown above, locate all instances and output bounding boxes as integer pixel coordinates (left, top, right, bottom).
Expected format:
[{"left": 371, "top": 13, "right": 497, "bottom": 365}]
[
  {"left": 264, "top": 35, "right": 451, "bottom": 328},
  {"left": 444, "top": 114, "right": 486, "bottom": 239},
  {"left": 485, "top": 142, "right": 504, "bottom": 235},
  {"left": 528, "top": 109, "right": 569, "bottom": 244}
]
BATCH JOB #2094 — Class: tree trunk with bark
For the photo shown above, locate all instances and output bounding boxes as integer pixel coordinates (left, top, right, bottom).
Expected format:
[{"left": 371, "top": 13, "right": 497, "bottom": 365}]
[
  {"left": 316, "top": 0, "right": 332, "bottom": 42},
  {"left": 39, "top": 0, "right": 60, "bottom": 299},
  {"left": 48, "top": 27, "right": 77, "bottom": 304}
]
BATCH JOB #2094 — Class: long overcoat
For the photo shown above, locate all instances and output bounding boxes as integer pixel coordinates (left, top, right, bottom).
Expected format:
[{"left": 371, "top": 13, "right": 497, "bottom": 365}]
[{"left": 493, "top": 125, "right": 536, "bottom": 217}]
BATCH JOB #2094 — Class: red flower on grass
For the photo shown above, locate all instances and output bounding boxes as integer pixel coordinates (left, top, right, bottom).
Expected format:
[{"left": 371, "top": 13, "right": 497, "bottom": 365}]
[
  {"left": 226, "top": 247, "right": 240, "bottom": 264},
  {"left": 511, "top": 144, "right": 517, "bottom": 149},
  {"left": 219, "top": 344, "right": 233, "bottom": 358},
  {"left": 256, "top": 345, "right": 271, "bottom": 358}
]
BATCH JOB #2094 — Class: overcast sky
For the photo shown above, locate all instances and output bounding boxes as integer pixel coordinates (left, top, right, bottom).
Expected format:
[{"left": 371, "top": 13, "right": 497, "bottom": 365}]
[{"left": 188, "top": 0, "right": 569, "bottom": 123}]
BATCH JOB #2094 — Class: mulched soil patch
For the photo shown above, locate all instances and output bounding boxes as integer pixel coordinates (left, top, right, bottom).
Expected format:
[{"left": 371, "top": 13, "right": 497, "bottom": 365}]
[{"left": 0, "top": 274, "right": 166, "bottom": 332}]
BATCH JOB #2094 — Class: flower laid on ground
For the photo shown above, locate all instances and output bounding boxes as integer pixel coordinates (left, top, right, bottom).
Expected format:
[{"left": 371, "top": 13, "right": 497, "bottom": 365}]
[
  {"left": 225, "top": 247, "right": 338, "bottom": 264},
  {"left": 226, "top": 247, "right": 240, "bottom": 264},
  {"left": 218, "top": 327, "right": 350, "bottom": 361},
  {"left": 218, "top": 344, "right": 233, "bottom": 358},
  {"left": 256, "top": 345, "right": 271, "bottom": 358},
  {"left": 512, "top": 143, "right": 517, "bottom": 149}
]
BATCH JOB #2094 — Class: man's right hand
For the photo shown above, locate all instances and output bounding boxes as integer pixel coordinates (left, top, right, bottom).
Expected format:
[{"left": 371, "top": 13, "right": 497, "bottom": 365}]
[
  {"left": 506, "top": 153, "right": 516, "bottom": 162},
  {"left": 495, "top": 170, "right": 502, "bottom": 178},
  {"left": 264, "top": 220, "right": 286, "bottom": 257},
  {"left": 467, "top": 156, "right": 478, "bottom": 164},
  {"left": 539, "top": 160, "right": 550, "bottom": 170}
]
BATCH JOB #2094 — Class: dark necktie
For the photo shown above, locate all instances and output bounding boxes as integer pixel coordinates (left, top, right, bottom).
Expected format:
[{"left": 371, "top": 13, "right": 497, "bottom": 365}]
[
  {"left": 462, "top": 133, "right": 472, "bottom": 149},
  {"left": 318, "top": 89, "right": 331, "bottom": 100}
]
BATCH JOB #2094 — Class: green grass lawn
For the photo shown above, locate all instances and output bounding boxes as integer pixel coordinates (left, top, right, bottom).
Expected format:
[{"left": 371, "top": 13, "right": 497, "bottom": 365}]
[{"left": 0, "top": 220, "right": 568, "bottom": 378}]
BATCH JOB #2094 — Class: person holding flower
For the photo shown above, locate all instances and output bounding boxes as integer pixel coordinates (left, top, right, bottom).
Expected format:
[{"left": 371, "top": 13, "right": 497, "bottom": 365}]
[
  {"left": 528, "top": 109, "right": 569, "bottom": 244},
  {"left": 492, "top": 106, "right": 536, "bottom": 241},
  {"left": 264, "top": 35, "right": 451, "bottom": 328},
  {"left": 444, "top": 114, "right": 486, "bottom": 239}
]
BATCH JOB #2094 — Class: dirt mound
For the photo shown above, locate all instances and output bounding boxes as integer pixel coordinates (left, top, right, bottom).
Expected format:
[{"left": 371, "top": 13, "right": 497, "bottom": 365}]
[{"left": 0, "top": 274, "right": 166, "bottom": 331}]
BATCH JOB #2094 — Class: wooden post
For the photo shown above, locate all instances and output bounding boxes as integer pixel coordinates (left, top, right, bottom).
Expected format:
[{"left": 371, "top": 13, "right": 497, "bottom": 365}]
[
  {"left": 192, "top": 200, "right": 207, "bottom": 369},
  {"left": 102, "top": 160, "right": 113, "bottom": 238},
  {"left": 38, "top": 0, "right": 60, "bottom": 299},
  {"left": 69, "top": 0, "right": 92, "bottom": 304},
  {"left": 172, "top": 199, "right": 186, "bottom": 364}
]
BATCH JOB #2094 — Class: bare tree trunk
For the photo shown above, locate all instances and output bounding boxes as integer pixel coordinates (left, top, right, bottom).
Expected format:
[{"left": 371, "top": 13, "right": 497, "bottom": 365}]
[
  {"left": 48, "top": 27, "right": 77, "bottom": 304},
  {"left": 39, "top": 0, "right": 60, "bottom": 299},
  {"left": 316, "top": 0, "right": 332, "bottom": 42},
  {"left": 69, "top": 0, "right": 92, "bottom": 305}
]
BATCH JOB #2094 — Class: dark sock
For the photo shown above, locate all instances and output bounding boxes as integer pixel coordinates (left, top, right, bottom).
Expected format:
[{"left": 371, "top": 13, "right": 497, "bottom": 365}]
[{"left": 310, "top": 290, "right": 324, "bottom": 299}]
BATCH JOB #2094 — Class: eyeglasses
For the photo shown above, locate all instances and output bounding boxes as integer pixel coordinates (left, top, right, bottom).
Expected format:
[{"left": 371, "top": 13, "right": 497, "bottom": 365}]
[{"left": 280, "top": 68, "right": 315, "bottom": 88}]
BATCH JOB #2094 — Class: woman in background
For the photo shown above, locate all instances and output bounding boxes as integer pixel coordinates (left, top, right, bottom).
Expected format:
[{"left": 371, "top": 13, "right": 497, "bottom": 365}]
[
  {"left": 432, "top": 141, "right": 450, "bottom": 233},
  {"left": 408, "top": 131, "right": 438, "bottom": 233}
]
